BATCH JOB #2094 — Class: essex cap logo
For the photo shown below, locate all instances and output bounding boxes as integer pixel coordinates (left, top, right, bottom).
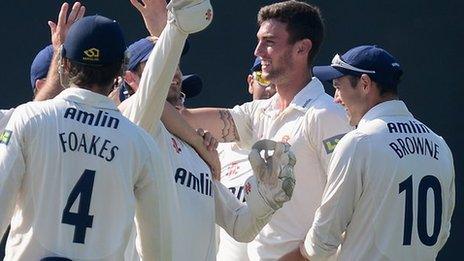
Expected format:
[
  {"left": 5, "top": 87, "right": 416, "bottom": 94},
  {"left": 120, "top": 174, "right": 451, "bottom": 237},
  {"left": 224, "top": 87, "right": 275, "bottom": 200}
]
[
  {"left": 313, "top": 45, "right": 403, "bottom": 87},
  {"left": 63, "top": 15, "right": 126, "bottom": 66}
]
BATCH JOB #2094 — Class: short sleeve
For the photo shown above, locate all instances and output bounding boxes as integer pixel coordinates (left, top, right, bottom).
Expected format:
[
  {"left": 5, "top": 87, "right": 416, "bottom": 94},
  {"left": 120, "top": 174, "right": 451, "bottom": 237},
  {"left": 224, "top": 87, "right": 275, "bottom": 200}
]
[
  {"left": 229, "top": 101, "right": 256, "bottom": 149},
  {"left": 307, "top": 105, "right": 353, "bottom": 174}
]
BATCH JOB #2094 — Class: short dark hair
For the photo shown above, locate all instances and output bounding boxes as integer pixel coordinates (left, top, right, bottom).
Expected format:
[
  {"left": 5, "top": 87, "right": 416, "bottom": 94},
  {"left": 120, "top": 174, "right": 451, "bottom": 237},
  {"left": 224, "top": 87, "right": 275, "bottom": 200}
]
[
  {"left": 67, "top": 59, "right": 124, "bottom": 87},
  {"left": 258, "top": 0, "right": 324, "bottom": 65},
  {"left": 347, "top": 75, "right": 398, "bottom": 95}
]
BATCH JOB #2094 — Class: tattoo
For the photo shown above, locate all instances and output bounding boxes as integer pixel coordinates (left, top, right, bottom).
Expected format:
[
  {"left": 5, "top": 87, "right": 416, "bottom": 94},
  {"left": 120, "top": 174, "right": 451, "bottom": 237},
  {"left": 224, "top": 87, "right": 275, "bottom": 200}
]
[{"left": 218, "top": 110, "right": 239, "bottom": 142}]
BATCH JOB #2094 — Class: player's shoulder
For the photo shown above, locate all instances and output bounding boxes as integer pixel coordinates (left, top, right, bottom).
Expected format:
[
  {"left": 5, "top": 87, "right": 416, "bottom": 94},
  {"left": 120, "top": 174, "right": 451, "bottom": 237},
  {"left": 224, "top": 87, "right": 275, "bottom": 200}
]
[
  {"left": 117, "top": 114, "right": 158, "bottom": 146},
  {"left": 311, "top": 93, "right": 346, "bottom": 116},
  {"left": 233, "top": 97, "right": 273, "bottom": 113},
  {"left": 11, "top": 99, "right": 64, "bottom": 121},
  {"left": 332, "top": 129, "right": 370, "bottom": 158},
  {"left": 307, "top": 97, "right": 350, "bottom": 128},
  {"left": 0, "top": 108, "right": 15, "bottom": 115}
]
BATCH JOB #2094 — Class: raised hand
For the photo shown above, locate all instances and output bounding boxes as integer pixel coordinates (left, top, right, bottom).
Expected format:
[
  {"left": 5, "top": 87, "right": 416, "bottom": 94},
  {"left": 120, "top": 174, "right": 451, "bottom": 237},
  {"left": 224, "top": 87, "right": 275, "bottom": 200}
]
[
  {"left": 34, "top": 2, "right": 85, "bottom": 101},
  {"left": 130, "top": 0, "right": 167, "bottom": 37},
  {"left": 48, "top": 2, "right": 86, "bottom": 50}
]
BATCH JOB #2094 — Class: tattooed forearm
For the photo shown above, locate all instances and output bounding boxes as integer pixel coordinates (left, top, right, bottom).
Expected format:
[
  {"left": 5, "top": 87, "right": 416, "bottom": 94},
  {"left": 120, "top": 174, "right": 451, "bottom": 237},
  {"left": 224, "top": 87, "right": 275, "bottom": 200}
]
[{"left": 218, "top": 110, "right": 239, "bottom": 142}]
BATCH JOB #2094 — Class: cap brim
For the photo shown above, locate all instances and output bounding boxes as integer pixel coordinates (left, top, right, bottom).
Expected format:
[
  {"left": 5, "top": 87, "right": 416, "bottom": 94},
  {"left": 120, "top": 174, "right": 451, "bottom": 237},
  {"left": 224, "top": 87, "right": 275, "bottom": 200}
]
[
  {"left": 182, "top": 74, "right": 202, "bottom": 98},
  {"left": 313, "top": 66, "right": 345, "bottom": 82},
  {"left": 139, "top": 51, "right": 152, "bottom": 64}
]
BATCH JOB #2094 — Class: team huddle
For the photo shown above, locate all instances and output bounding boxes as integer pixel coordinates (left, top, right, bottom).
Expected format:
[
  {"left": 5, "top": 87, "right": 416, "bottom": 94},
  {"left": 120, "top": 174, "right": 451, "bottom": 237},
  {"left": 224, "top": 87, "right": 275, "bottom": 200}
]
[{"left": 0, "top": 0, "right": 455, "bottom": 260}]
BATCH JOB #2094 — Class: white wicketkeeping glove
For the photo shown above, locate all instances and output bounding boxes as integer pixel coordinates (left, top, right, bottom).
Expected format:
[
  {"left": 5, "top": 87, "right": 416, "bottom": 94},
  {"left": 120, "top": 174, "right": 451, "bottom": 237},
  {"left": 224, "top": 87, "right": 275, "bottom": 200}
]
[
  {"left": 167, "top": 0, "right": 213, "bottom": 34},
  {"left": 244, "top": 140, "right": 296, "bottom": 219}
]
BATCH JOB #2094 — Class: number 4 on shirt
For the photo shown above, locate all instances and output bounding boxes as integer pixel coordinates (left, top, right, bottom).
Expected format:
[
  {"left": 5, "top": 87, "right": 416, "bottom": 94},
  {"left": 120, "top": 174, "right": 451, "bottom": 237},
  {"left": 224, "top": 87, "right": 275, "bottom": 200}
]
[{"left": 61, "top": 169, "right": 96, "bottom": 244}]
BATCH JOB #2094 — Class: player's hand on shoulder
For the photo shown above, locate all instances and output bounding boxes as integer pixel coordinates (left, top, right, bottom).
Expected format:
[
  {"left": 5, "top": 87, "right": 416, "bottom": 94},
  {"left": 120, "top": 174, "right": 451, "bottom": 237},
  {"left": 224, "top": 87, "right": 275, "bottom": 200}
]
[
  {"left": 196, "top": 128, "right": 218, "bottom": 151},
  {"left": 193, "top": 128, "right": 221, "bottom": 180},
  {"left": 248, "top": 139, "right": 296, "bottom": 210}
]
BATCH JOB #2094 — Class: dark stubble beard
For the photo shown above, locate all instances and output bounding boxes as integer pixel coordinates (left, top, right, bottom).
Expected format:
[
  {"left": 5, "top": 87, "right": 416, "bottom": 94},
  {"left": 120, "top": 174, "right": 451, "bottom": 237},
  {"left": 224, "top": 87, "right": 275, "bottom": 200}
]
[{"left": 265, "top": 48, "right": 293, "bottom": 82}]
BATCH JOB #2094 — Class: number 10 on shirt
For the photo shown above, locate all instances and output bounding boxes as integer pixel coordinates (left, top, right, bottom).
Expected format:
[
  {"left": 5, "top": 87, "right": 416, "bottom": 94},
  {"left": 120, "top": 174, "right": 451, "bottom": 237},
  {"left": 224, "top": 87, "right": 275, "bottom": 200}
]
[{"left": 399, "top": 174, "right": 442, "bottom": 246}]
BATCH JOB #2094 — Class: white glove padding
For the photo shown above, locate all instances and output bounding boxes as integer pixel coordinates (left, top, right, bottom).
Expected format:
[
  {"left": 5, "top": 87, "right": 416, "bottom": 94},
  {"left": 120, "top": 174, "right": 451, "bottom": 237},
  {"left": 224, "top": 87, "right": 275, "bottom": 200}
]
[
  {"left": 246, "top": 140, "right": 296, "bottom": 212},
  {"left": 167, "top": 0, "right": 213, "bottom": 34}
]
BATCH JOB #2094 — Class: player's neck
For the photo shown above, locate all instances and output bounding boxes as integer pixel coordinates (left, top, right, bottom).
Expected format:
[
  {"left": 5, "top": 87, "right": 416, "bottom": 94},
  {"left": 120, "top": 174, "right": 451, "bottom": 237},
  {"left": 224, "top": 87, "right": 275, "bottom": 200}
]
[
  {"left": 80, "top": 84, "right": 113, "bottom": 97},
  {"left": 276, "top": 71, "right": 311, "bottom": 111}
]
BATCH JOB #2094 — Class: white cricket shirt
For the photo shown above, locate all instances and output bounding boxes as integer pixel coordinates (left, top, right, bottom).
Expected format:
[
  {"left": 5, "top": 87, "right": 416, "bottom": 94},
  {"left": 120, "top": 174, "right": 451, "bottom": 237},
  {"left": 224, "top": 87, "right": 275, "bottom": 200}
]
[
  {"left": 304, "top": 100, "right": 455, "bottom": 261},
  {"left": 120, "top": 21, "right": 277, "bottom": 261},
  {"left": 0, "top": 88, "right": 177, "bottom": 260},
  {"left": 216, "top": 143, "right": 252, "bottom": 261},
  {"left": 230, "top": 78, "right": 353, "bottom": 260}
]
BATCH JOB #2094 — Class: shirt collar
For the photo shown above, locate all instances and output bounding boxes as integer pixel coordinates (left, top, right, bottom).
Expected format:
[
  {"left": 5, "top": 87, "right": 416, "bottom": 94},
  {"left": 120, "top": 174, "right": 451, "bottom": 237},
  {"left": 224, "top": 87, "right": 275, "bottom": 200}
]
[
  {"left": 263, "top": 77, "right": 326, "bottom": 114},
  {"left": 358, "top": 100, "right": 412, "bottom": 127},
  {"left": 55, "top": 86, "right": 119, "bottom": 111},
  {"left": 289, "top": 77, "right": 325, "bottom": 112}
]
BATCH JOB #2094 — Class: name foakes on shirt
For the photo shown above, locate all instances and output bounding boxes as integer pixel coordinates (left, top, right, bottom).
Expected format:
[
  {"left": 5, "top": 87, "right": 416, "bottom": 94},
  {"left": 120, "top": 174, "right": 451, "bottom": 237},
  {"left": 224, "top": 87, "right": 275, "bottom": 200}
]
[
  {"left": 58, "top": 107, "right": 120, "bottom": 162},
  {"left": 387, "top": 121, "right": 440, "bottom": 160}
]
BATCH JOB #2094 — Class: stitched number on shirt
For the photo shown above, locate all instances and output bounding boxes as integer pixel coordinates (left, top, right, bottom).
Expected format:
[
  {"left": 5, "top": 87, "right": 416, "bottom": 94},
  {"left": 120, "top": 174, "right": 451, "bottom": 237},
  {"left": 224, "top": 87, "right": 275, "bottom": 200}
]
[
  {"left": 61, "top": 169, "right": 96, "bottom": 244},
  {"left": 399, "top": 175, "right": 442, "bottom": 246}
]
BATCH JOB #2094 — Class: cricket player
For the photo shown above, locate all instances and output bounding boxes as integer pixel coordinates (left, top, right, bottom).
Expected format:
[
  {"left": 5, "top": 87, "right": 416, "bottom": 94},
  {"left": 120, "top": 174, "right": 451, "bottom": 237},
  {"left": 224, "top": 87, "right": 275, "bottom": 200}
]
[
  {"left": 280, "top": 45, "right": 455, "bottom": 260},
  {"left": 0, "top": 13, "right": 179, "bottom": 260},
  {"left": 168, "top": 2, "right": 353, "bottom": 259},
  {"left": 0, "top": 5, "right": 86, "bottom": 257},
  {"left": 216, "top": 57, "right": 276, "bottom": 261},
  {"left": 119, "top": 0, "right": 297, "bottom": 260}
]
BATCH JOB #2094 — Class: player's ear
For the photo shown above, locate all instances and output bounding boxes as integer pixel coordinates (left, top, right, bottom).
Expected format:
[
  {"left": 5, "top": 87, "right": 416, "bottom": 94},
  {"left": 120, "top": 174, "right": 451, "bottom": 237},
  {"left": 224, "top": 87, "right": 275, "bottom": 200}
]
[
  {"left": 247, "top": 74, "right": 254, "bottom": 94},
  {"left": 295, "top": 38, "right": 312, "bottom": 56},
  {"left": 35, "top": 79, "right": 47, "bottom": 91},
  {"left": 360, "top": 74, "right": 373, "bottom": 93}
]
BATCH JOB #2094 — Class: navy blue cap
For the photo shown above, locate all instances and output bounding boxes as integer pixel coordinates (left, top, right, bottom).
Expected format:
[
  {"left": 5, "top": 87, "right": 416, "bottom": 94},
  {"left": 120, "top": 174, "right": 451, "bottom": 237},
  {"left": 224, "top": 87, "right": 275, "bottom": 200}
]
[
  {"left": 63, "top": 15, "right": 126, "bottom": 66},
  {"left": 182, "top": 74, "right": 202, "bottom": 98},
  {"left": 314, "top": 45, "right": 403, "bottom": 87},
  {"left": 118, "top": 73, "right": 203, "bottom": 102},
  {"left": 127, "top": 37, "right": 190, "bottom": 71},
  {"left": 250, "top": 57, "right": 262, "bottom": 72},
  {"left": 30, "top": 44, "right": 53, "bottom": 89}
]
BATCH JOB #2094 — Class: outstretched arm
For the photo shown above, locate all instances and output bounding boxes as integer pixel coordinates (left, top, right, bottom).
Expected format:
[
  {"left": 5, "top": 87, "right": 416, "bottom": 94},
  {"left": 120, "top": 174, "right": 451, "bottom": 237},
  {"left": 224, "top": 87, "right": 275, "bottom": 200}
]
[
  {"left": 161, "top": 102, "right": 221, "bottom": 178},
  {"left": 177, "top": 107, "right": 240, "bottom": 142},
  {"left": 34, "top": 2, "right": 85, "bottom": 101}
]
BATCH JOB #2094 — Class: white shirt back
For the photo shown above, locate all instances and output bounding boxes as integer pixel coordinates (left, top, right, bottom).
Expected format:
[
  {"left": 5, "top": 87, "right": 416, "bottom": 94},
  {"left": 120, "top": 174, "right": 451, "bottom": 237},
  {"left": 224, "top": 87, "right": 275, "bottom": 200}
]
[
  {"left": 305, "top": 100, "right": 455, "bottom": 261},
  {"left": 0, "top": 88, "right": 175, "bottom": 260}
]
